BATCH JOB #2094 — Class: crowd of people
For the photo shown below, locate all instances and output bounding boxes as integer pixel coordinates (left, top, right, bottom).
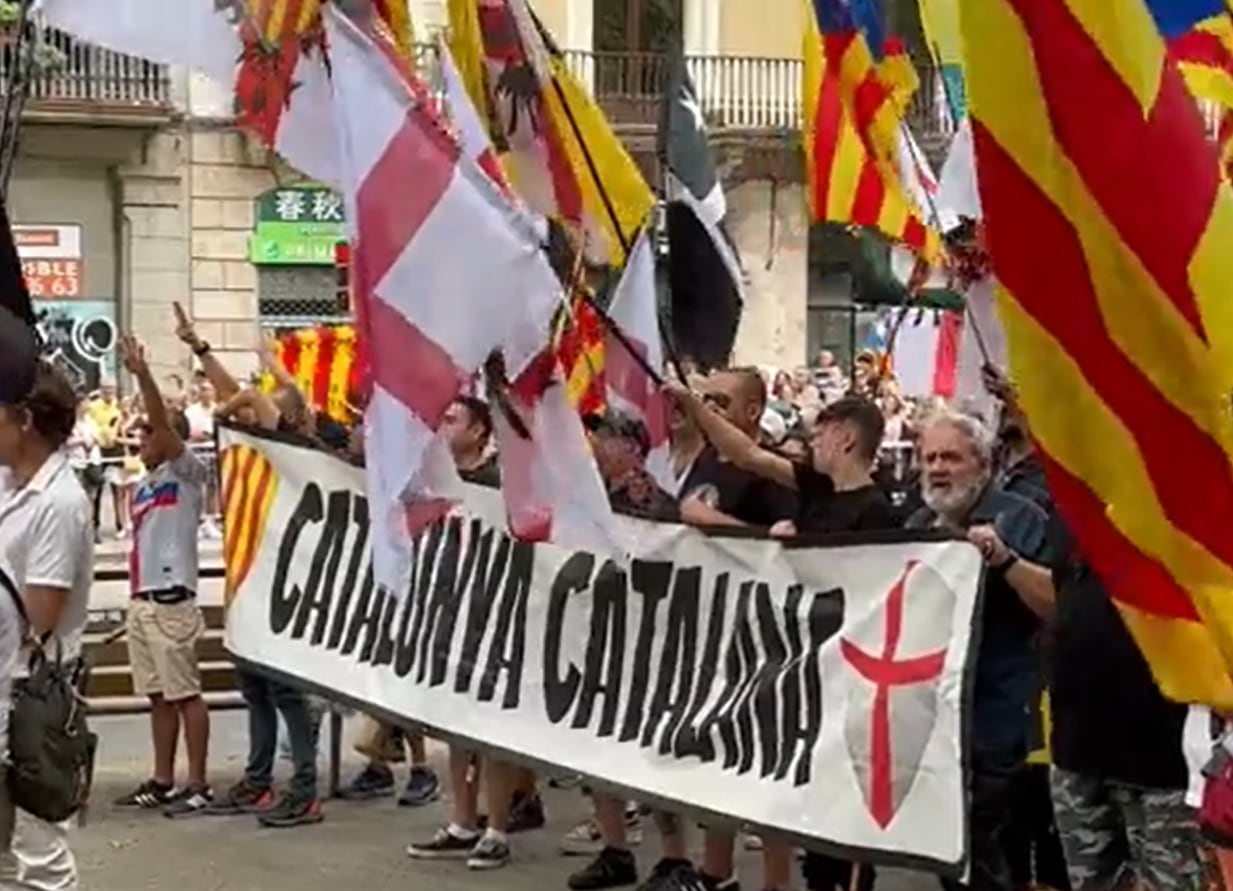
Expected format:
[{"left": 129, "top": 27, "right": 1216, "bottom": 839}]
[{"left": 0, "top": 297, "right": 1226, "bottom": 891}]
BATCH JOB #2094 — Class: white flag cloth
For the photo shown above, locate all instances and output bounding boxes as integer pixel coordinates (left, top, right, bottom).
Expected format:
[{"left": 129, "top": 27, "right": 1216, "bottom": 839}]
[
  {"left": 604, "top": 231, "right": 673, "bottom": 492},
  {"left": 438, "top": 38, "right": 511, "bottom": 195},
  {"left": 42, "top": 0, "right": 339, "bottom": 183},
  {"left": 325, "top": 6, "right": 562, "bottom": 593},
  {"left": 938, "top": 119, "right": 983, "bottom": 222},
  {"left": 494, "top": 352, "right": 626, "bottom": 555}
]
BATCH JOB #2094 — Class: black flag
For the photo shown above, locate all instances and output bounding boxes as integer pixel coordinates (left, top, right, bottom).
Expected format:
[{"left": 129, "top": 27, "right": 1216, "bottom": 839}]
[
  {"left": 658, "top": 53, "right": 745, "bottom": 369},
  {"left": 0, "top": 199, "right": 38, "bottom": 404}
]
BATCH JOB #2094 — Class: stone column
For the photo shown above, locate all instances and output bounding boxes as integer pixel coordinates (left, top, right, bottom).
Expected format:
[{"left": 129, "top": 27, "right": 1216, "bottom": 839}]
[
  {"left": 118, "top": 129, "right": 191, "bottom": 384},
  {"left": 187, "top": 129, "right": 277, "bottom": 382},
  {"left": 726, "top": 180, "right": 809, "bottom": 369}
]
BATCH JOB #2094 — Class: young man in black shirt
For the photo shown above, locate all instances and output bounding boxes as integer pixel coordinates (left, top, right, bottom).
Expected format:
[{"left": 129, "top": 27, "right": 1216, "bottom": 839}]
[{"left": 664, "top": 380, "right": 897, "bottom": 891}]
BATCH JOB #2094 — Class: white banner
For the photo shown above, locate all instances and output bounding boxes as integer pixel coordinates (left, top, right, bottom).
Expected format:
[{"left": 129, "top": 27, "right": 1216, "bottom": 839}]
[{"left": 219, "top": 426, "right": 984, "bottom": 872}]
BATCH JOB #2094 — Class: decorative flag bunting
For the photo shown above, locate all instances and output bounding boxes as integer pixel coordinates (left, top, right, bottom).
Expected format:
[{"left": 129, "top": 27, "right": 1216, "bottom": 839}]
[
  {"left": 961, "top": 0, "right": 1233, "bottom": 708},
  {"left": 659, "top": 52, "right": 745, "bottom": 369},
  {"left": 801, "top": 0, "right": 941, "bottom": 262}
]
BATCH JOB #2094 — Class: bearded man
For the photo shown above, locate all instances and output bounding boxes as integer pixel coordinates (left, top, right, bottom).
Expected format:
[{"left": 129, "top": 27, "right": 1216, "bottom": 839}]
[{"left": 907, "top": 411, "right": 1058, "bottom": 891}]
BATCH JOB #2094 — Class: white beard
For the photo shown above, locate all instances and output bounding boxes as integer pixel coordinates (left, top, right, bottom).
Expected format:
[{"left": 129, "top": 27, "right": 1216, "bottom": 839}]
[{"left": 922, "top": 478, "right": 985, "bottom": 522}]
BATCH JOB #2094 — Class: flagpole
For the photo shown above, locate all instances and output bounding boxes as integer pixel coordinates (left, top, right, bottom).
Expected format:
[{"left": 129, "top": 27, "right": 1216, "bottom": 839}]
[
  {"left": 0, "top": 0, "right": 34, "bottom": 199},
  {"left": 924, "top": 44, "right": 995, "bottom": 370}
]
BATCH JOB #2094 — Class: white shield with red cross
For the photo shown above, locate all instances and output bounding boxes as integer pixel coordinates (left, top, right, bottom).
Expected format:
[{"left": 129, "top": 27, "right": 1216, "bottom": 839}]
[{"left": 840, "top": 559, "right": 956, "bottom": 829}]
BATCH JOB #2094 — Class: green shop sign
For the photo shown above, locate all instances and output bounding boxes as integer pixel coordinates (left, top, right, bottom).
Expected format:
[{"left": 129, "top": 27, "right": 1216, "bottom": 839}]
[{"left": 249, "top": 185, "right": 346, "bottom": 266}]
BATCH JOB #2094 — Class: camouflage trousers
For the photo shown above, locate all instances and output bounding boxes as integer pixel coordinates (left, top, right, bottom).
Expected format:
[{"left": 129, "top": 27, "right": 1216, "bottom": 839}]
[{"left": 1050, "top": 768, "right": 1203, "bottom": 891}]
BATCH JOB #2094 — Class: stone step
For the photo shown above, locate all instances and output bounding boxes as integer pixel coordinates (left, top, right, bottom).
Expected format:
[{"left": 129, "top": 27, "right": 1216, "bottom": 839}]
[
  {"left": 88, "top": 689, "right": 245, "bottom": 717},
  {"left": 83, "top": 627, "right": 230, "bottom": 668},
  {"left": 86, "top": 660, "right": 237, "bottom": 699}
]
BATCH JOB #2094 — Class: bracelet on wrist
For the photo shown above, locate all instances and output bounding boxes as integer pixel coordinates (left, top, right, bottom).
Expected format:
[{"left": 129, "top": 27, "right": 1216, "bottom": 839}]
[{"left": 192, "top": 340, "right": 211, "bottom": 357}]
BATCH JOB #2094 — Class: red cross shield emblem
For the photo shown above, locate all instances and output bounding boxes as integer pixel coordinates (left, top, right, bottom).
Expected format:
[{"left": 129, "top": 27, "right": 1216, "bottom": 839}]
[{"left": 840, "top": 559, "right": 953, "bottom": 829}]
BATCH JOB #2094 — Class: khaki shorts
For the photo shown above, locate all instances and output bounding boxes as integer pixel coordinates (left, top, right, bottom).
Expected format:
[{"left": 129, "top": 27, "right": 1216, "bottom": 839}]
[{"left": 126, "top": 599, "right": 203, "bottom": 701}]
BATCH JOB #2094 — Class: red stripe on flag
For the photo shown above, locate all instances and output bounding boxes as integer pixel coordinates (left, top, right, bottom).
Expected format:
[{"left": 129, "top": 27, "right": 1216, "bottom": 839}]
[
  {"left": 1172, "top": 27, "right": 1233, "bottom": 69},
  {"left": 975, "top": 123, "right": 1233, "bottom": 569},
  {"left": 810, "top": 66, "right": 847, "bottom": 221},
  {"left": 1007, "top": 0, "right": 1216, "bottom": 340},
  {"left": 606, "top": 336, "right": 669, "bottom": 449},
  {"left": 313, "top": 326, "right": 336, "bottom": 411},
  {"left": 366, "top": 295, "right": 469, "bottom": 429},
  {"left": 851, "top": 156, "right": 887, "bottom": 225},
  {"left": 354, "top": 109, "right": 460, "bottom": 290},
  {"left": 931, "top": 311, "right": 960, "bottom": 398},
  {"left": 1039, "top": 451, "right": 1201, "bottom": 622}
]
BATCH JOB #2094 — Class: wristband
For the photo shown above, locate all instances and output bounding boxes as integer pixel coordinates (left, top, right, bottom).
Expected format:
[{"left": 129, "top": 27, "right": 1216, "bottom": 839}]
[
  {"left": 994, "top": 552, "right": 1020, "bottom": 574},
  {"left": 192, "top": 340, "right": 211, "bottom": 357}
]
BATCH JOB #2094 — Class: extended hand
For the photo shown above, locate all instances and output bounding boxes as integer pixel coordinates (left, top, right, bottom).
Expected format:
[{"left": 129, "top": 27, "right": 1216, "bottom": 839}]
[{"left": 118, "top": 334, "right": 148, "bottom": 376}]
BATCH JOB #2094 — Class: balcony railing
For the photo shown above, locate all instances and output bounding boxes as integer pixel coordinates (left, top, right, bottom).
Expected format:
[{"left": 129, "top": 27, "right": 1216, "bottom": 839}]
[{"left": 1, "top": 26, "right": 171, "bottom": 112}]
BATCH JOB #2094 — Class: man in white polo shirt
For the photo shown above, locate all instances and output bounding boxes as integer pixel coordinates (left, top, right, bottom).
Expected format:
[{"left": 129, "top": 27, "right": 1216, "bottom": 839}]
[
  {"left": 0, "top": 332, "right": 93, "bottom": 890},
  {"left": 110, "top": 336, "right": 213, "bottom": 818}
]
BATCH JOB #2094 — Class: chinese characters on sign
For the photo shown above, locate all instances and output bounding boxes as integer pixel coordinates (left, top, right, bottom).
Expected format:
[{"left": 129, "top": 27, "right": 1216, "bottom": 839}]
[
  {"left": 251, "top": 185, "right": 347, "bottom": 267},
  {"left": 14, "top": 225, "right": 84, "bottom": 298}
]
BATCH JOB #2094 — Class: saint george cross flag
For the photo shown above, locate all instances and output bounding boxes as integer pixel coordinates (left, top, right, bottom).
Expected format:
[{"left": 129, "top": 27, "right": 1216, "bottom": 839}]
[
  {"left": 659, "top": 53, "right": 745, "bottom": 369},
  {"left": 604, "top": 230, "right": 673, "bottom": 493},
  {"left": 438, "top": 36, "right": 511, "bottom": 196},
  {"left": 42, "top": 0, "right": 339, "bottom": 184},
  {"left": 323, "top": 4, "right": 568, "bottom": 591}
]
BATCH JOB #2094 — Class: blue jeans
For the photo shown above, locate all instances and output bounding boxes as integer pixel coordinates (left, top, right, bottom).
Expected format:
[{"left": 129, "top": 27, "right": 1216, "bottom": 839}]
[{"left": 237, "top": 668, "right": 318, "bottom": 800}]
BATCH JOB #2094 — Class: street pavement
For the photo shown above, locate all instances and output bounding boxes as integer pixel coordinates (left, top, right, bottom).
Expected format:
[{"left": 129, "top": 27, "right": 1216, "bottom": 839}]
[{"left": 76, "top": 712, "right": 931, "bottom": 891}]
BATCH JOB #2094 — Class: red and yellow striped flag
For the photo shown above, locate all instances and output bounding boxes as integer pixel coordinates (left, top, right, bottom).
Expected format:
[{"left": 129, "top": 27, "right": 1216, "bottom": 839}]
[
  {"left": 961, "top": 0, "right": 1233, "bottom": 707},
  {"left": 801, "top": 0, "right": 941, "bottom": 261},
  {"left": 243, "top": 0, "right": 321, "bottom": 43},
  {"left": 554, "top": 293, "right": 605, "bottom": 417},
  {"left": 260, "top": 325, "right": 359, "bottom": 423},
  {"left": 1173, "top": 7, "right": 1233, "bottom": 109}
]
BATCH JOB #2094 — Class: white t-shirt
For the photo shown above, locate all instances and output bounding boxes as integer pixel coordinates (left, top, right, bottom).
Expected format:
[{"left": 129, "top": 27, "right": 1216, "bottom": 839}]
[
  {"left": 0, "top": 560, "right": 22, "bottom": 759},
  {"left": 184, "top": 402, "right": 216, "bottom": 441},
  {"left": 0, "top": 450, "right": 94, "bottom": 663},
  {"left": 130, "top": 450, "right": 208, "bottom": 595}
]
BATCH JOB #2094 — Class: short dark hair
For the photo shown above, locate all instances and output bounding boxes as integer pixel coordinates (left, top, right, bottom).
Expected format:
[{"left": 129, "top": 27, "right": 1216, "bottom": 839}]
[
  {"left": 724, "top": 366, "right": 768, "bottom": 412},
  {"left": 817, "top": 397, "right": 885, "bottom": 462},
  {"left": 19, "top": 361, "right": 77, "bottom": 449},
  {"left": 584, "top": 411, "right": 651, "bottom": 457},
  {"left": 455, "top": 396, "right": 493, "bottom": 442}
]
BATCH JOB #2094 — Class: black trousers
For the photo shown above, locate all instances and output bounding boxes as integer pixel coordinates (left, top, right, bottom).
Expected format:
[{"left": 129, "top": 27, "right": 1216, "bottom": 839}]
[
  {"left": 940, "top": 748, "right": 1021, "bottom": 891},
  {"left": 1003, "top": 763, "right": 1071, "bottom": 891}
]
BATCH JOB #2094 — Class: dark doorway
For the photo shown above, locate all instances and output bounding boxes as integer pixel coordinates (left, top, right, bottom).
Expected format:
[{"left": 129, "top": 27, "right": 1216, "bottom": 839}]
[{"left": 591, "top": 0, "right": 683, "bottom": 123}]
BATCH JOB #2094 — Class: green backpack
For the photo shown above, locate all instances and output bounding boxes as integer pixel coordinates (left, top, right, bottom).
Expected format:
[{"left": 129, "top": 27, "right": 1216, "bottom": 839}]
[{"left": 0, "top": 568, "right": 96, "bottom": 823}]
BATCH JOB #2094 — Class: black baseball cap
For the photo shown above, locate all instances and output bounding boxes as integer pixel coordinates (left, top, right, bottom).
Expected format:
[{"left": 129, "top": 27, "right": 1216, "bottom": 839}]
[
  {"left": 583, "top": 410, "right": 651, "bottom": 458},
  {"left": 0, "top": 305, "right": 39, "bottom": 406}
]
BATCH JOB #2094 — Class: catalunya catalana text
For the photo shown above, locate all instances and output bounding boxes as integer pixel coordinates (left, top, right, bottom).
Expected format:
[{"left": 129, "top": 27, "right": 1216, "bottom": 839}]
[{"left": 267, "top": 485, "right": 843, "bottom": 786}]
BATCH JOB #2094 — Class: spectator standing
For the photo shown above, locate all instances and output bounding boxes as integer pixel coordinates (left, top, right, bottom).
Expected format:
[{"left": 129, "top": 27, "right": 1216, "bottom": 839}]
[
  {"left": 87, "top": 377, "right": 126, "bottom": 536},
  {"left": 183, "top": 380, "right": 222, "bottom": 540},
  {"left": 66, "top": 402, "right": 103, "bottom": 543},
  {"left": 111, "top": 335, "right": 214, "bottom": 817},
  {"left": 0, "top": 359, "right": 94, "bottom": 890}
]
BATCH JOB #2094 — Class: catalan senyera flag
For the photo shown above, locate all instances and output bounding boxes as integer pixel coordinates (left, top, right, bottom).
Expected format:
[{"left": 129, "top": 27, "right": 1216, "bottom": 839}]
[
  {"left": 219, "top": 444, "right": 279, "bottom": 608},
  {"left": 1172, "top": 8, "right": 1233, "bottom": 107},
  {"left": 259, "top": 325, "right": 359, "bottom": 423},
  {"left": 962, "top": 0, "right": 1233, "bottom": 708},
  {"left": 447, "top": 0, "right": 654, "bottom": 268},
  {"left": 802, "top": 0, "right": 941, "bottom": 261},
  {"left": 554, "top": 292, "right": 606, "bottom": 416}
]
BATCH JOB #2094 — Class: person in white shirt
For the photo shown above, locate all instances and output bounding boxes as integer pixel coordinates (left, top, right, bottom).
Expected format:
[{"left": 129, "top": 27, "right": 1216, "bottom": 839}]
[
  {"left": 0, "top": 559, "right": 22, "bottom": 855},
  {"left": 0, "top": 357, "right": 92, "bottom": 891},
  {"left": 110, "top": 336, "right": 214, "bottom": 818}
]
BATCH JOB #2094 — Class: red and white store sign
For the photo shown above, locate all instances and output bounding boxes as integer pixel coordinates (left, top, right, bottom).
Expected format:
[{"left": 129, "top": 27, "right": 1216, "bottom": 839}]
[{"left": 14, "top": 225, "right": 83, "bottom": 298}]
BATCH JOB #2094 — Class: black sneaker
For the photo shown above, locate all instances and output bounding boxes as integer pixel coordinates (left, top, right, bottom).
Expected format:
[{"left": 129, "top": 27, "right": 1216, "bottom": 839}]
[
  {"left": 568, "top": 846, "right": 638, "bottom": 890},
  {"left": 114, "top": 779, "right": 175, "bottom": 809},
  {"left": 205, "top": 781, "right": 276, "bottom": 815},
  {"left": 163, "top": 786, "right": 214, "bottom": 819},
  {"left": 466, "top": 832, "right": 511, "bottom": 870},
  {"left": 637, "top": 860, "right": 708, "bottom": 891},
  {"left": 257, "top": 793, "right": 324, "bottom": 828},
  {"left": 337, "top": 764, "right": 395, "bottom": 801},
  {"left": 407, "top": 826, "right": 480, "bottom": 860},
  {"left": 398, "top": 765, "right": 440, "bottom": 807},
  {"left": 507, "top": 791, "right": 546, "bottom": 833}
]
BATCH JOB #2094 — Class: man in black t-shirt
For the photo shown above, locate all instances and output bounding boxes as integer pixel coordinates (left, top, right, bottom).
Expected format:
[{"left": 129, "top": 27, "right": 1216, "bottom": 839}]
[{"left": 1047, "top": 520, "right": 1203, "bottom": 891}]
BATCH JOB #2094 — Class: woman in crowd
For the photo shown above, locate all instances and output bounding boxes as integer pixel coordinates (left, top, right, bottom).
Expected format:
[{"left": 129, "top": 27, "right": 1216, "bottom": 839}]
[{"left": 67, "top": 400, "right": 103, "bottom": 542}]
